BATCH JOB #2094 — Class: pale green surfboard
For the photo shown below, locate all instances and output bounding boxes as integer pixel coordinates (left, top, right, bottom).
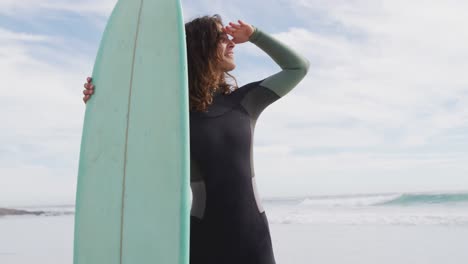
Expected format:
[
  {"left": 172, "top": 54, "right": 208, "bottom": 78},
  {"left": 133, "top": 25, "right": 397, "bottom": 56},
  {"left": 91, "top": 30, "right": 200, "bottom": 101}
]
[{"left": 73, "top": 0, "right": 190, "bottom": 263}]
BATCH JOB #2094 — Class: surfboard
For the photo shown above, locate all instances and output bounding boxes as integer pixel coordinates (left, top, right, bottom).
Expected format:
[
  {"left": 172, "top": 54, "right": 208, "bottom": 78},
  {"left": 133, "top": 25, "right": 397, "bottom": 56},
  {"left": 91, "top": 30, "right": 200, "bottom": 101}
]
[{"left": 73, "top": 0, "right": 190, "bottom": 263}]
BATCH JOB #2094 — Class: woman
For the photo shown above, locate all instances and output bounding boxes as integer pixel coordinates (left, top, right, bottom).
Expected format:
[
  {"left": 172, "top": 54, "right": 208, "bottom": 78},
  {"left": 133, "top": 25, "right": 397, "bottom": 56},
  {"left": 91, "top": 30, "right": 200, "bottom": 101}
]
[{"left": 83, "top": 15, "right": 309, "bottom": 264}]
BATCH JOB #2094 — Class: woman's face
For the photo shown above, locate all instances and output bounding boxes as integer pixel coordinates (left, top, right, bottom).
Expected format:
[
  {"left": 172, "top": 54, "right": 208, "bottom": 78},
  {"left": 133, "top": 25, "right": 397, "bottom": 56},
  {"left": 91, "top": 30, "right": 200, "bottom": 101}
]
[{"left": 217, "top": 24, "right": 236, "bottom": 72}]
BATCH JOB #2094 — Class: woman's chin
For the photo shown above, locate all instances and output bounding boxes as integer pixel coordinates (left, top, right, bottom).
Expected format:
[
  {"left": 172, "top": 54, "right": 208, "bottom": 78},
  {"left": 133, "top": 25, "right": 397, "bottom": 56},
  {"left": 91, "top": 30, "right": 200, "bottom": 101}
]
[{"left": 221, "top": 62, "right": 236, "bottom": 72}]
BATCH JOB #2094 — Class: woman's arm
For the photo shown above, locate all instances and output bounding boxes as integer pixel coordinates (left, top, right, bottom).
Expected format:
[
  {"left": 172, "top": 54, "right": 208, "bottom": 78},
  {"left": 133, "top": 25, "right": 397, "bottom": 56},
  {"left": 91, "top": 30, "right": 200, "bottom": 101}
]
[
  {"left": 224, "top": 21, "right": 310, "bottom": 119},
  {"left": 249, "top": 27, "right": 310, "bottom": 97}
]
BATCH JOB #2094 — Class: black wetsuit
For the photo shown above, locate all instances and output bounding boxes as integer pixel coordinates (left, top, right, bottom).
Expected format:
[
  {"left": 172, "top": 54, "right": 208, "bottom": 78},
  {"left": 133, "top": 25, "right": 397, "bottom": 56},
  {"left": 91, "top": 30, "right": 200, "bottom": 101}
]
[{"left": 189, "top": 27, "right": 309, "bottom": 264}]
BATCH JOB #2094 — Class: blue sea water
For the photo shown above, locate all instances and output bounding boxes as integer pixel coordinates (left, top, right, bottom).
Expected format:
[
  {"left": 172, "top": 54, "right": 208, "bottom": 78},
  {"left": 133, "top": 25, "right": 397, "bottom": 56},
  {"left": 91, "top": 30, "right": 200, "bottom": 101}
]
[{"left": 377, "top": 192, "right": 468, "bottom": 205}]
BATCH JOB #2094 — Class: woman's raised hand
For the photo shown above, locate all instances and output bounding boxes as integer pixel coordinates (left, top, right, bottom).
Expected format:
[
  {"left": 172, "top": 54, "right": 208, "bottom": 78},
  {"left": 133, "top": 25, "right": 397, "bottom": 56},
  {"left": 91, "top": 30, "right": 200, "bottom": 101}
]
[
  {"left": 83, "top": 77, "right": 95, "bottom": 104},
  {"left": 224, "top": 20, "right": 255, "bottom": 44}
]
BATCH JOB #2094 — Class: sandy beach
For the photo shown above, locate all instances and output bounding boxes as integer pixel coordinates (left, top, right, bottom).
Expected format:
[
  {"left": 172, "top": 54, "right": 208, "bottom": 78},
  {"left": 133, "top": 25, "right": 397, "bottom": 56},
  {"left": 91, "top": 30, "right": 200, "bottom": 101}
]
[
  {"left": 1, "top": 213, "right": 468, "bottom": 264},
  {"left": 271, "top": 223, "right": 468, "bottom": 264}
]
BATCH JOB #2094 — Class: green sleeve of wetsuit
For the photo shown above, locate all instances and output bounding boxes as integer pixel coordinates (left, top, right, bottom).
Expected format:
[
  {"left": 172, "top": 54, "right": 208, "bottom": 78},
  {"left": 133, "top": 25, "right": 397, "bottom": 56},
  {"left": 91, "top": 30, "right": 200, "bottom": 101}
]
[{"left": 248, "top": 27, "right": 310, "bottom": 97}]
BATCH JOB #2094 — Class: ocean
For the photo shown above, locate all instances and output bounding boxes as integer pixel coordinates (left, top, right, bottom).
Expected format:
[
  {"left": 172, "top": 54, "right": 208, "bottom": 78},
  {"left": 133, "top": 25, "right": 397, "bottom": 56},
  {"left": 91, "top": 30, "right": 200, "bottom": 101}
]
[
  {"left": 1, "top": 191, "right": 468, "bottom": 263},
  {"left": 263, "top": 191, "right": 468, "bottom": 226}
]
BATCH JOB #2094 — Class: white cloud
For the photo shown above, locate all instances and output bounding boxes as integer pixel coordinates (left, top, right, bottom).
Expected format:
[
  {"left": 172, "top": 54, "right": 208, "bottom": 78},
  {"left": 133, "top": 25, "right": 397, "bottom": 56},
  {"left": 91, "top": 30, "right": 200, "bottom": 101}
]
[
  {"left": 0, "top": 0, "right": 115, "bottom": 16},
  {"left": 255, "top": 0, "right": 468, "bottom": 147},
  {"left": 0, "top": 27, "right": 90, "bottom": 205},
  {"left": 0, "top": 28, "right": 55, "bottom": 43}
]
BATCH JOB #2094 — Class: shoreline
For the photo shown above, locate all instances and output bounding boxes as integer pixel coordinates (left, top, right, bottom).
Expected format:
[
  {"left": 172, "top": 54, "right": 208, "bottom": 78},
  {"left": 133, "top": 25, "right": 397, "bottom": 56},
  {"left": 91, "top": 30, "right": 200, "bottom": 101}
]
[{"left": 0, "top": 208, "right": 45, "bottom": 217}]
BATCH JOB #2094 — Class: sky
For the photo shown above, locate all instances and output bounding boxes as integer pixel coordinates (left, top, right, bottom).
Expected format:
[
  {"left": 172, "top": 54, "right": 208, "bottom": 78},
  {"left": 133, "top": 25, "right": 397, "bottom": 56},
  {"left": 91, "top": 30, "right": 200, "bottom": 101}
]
[{"left": 1, "top": 0, "right": 468, "bottom": 206}]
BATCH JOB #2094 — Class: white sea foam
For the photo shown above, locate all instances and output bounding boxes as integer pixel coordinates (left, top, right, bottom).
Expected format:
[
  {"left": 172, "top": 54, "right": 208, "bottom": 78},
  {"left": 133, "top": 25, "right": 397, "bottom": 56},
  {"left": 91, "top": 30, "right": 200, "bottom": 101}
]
[
  {"left": 264, "top": 192, "right": 468, "bottom": 226},
  {"left": 265, "top": 206, "right": 468, "bottom": 225},
  {"left": 297, "top": 194, "right": 401, "bottom": 207}
]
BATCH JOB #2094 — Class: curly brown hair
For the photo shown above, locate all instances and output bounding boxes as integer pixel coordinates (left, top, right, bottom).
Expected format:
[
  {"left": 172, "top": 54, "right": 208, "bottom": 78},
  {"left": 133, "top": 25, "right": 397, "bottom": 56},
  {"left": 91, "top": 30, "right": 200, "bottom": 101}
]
[{"left": 185, "top": 14, "right": 238, "bottom": 112}]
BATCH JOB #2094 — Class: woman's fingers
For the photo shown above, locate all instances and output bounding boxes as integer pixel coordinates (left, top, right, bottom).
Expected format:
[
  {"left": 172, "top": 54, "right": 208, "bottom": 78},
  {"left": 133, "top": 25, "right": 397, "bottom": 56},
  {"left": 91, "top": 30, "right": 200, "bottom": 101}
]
[
  {"left": 224, "top": 27, "right": 236, "bottom": 37},
  {"left": 83, "top": 89, "right": 94, "bottom": 95},
  {"left": 83, "top": 82, "right": 94, "bottom": 95},
  {"left": 238, "top": 20, "right": 247, "bottom": 26},
  {"left": 228, "top": 22, "right": 241, "bottom": 29},
  {"left": 83, "top": 76, "right": 94, "bottom": 104},
  {"left": 225, "top": 25, "right": 236, "bottom": 32},
  {"left": 83, "top": 83, "right": 94, "bottom": 90},
  {"left": 84, "top": 77, "right": 94, "bottom": 90}
]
